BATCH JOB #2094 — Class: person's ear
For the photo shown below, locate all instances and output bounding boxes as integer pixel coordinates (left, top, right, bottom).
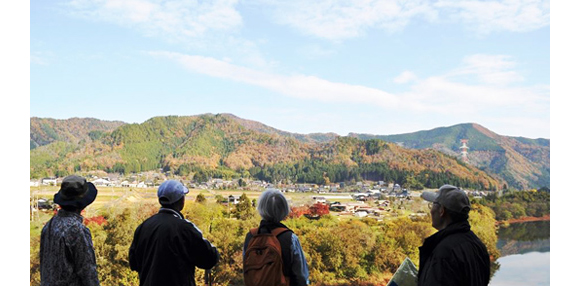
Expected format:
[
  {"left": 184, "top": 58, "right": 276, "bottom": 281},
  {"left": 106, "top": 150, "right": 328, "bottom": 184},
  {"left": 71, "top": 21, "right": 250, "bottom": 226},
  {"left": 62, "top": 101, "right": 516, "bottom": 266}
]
[{"left": 439, "top": 206, "right": 446, "bottom": 217}]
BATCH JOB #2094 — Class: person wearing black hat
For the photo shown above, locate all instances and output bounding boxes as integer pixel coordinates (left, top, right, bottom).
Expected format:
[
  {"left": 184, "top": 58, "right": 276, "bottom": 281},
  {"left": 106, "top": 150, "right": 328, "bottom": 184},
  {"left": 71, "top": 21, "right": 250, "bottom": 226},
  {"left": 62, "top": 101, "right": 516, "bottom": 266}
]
[
  {"left": 129, "top": 180, "right": 219, "bottom": 286},
  {"left": 418, "top": 184, "right": 490, "bottom": 286},
  {"left": 39, "top": 175, "right": 100, "bottom": 286}
]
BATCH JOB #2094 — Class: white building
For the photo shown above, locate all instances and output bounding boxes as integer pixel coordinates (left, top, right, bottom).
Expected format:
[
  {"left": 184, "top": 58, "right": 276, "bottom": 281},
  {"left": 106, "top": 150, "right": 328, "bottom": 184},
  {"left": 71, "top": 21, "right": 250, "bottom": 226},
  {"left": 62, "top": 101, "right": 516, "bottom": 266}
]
[
  {"left": 92, "top": 178, "right": 112, "bottom": 186},
  {"left": 42, "top": 178, "right": 57, "bottom": 186}
]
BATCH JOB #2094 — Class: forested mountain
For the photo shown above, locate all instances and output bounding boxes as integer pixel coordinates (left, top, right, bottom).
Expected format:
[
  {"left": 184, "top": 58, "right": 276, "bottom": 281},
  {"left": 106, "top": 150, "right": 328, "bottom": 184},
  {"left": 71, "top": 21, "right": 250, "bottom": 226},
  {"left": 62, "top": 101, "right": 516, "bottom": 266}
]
[
  {"left": 30, "top": 117, "right": 126, "bottom": 149},
  {"left": 349, "top": 123, "right": 550, "bottom": 189},
  {"left": 30, "top": 114, "right": 548, "bottom": 190},
  {"left": 220, "top": 113, "right": 338, "bottom": 143}
]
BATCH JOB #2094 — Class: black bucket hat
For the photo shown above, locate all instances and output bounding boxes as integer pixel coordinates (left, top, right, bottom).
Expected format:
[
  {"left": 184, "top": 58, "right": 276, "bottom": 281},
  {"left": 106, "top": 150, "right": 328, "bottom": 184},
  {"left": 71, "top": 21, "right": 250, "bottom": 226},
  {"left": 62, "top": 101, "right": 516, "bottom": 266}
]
[{"left": 54, "top": 175, "right": 98, "bottom": 209}]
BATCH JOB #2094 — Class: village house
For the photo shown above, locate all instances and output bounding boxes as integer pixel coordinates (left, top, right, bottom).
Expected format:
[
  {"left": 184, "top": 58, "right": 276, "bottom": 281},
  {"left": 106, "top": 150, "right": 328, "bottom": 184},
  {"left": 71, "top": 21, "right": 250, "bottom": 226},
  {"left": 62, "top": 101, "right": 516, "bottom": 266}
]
[
  {"left": 312, "top": 196, "right": 327, "bottom": 204},
  {"left": 354, "top": 210, "right": 368, "bottom": 217},
  {"left": 143, "top": 180, "right": 152, "bottom": 187},
  {"left": 228, "top": 195, "right": 241, "bottom": 204},
  {"left": 42, "top": 178, "right": 57, "bottom": 186},
  {"left": 92, "top": 178, "right": 112, "bottom": 186}
]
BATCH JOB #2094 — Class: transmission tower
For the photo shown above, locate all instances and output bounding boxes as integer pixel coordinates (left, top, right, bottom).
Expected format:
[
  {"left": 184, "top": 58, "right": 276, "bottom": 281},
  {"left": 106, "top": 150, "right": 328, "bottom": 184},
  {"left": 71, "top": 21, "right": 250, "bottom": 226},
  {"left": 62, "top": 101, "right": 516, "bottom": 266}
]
[{"left": 459, "top": 139, "right": 469, "bottom": 162}]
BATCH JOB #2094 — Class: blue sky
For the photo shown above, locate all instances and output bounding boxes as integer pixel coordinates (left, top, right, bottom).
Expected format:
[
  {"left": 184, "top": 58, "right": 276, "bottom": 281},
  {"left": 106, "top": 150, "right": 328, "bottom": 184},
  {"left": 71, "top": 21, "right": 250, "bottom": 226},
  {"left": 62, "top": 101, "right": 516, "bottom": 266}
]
[{"left": 30, "top": 0, "right": 550, "bottom": 138}]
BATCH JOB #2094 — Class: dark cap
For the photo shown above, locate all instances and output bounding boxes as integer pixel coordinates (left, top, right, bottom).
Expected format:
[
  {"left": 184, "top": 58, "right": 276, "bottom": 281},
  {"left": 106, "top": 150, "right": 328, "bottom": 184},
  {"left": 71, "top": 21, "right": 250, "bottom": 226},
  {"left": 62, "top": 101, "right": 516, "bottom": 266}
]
[
  {"left": 421, "top": 184, "right": 471, "bottom": 214},
  {"left": 54, "top": 175, "right": 98, "bottom": 209}
]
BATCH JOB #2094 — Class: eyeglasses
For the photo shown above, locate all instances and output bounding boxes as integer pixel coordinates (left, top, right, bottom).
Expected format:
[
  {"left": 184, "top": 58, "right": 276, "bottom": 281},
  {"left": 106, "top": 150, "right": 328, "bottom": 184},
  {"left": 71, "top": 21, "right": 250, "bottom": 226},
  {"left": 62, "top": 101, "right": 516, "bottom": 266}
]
[{"left": 428, "top": 202, "right": 440, "bottom": 209}]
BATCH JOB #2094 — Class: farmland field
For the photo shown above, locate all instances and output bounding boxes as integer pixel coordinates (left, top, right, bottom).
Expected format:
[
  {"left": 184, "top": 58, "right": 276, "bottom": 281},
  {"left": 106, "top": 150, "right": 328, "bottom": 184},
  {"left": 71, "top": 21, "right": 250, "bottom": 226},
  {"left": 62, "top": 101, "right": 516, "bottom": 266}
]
[{"left": 30, "top": 185, "right": 430, "bottom": 223}]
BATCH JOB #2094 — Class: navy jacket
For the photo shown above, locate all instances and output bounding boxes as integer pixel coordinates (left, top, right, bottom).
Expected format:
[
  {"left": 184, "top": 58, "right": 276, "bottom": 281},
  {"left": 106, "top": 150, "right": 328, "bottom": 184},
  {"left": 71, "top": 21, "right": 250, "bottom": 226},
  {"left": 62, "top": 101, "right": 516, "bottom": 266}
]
[
  {"left": 418, "top": 220, "right": 490, "bottom": 286},
  {"left": 129, "top": 208, "right": 219, "bottom": 286}
]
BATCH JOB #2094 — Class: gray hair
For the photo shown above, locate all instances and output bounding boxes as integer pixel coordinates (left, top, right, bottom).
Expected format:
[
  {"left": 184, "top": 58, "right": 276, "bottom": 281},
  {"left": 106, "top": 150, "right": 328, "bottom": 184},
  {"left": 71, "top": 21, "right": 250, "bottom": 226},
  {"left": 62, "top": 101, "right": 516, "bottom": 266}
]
[{"left": 257, "top": 188, "right": 290, "bottom": 222}]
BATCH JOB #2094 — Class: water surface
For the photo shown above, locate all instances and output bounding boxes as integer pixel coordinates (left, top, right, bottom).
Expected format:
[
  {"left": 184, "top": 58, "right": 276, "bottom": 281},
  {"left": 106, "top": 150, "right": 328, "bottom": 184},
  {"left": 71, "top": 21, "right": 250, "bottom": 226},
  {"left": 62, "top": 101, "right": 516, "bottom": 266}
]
[{"left": 489, "top": 221, "right": 550, "bottom": 286}]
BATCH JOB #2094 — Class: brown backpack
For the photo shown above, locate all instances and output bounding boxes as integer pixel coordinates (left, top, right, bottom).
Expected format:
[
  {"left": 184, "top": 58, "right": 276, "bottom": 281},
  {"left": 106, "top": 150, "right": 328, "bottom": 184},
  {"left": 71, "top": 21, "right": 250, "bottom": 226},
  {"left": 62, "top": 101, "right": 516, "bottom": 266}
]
[{"left": 243, "top": 227, "right": 290, "bottom": 286}]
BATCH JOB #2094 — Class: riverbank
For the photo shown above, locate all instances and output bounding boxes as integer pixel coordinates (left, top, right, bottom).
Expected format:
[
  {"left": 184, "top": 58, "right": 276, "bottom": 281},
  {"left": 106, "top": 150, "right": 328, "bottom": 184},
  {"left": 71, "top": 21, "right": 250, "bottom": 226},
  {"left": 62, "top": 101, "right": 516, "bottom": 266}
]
[{"left": 496, "top": 214, "right": 550, "bottom": 225}]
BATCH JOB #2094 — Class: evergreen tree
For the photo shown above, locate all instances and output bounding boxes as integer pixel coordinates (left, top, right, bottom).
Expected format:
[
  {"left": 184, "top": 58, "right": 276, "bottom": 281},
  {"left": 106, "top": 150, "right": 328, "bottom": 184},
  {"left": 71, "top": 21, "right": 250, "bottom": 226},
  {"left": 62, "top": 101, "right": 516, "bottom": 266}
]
[{"left": 235, "top": 193, "right": 255, "bottom": 220}]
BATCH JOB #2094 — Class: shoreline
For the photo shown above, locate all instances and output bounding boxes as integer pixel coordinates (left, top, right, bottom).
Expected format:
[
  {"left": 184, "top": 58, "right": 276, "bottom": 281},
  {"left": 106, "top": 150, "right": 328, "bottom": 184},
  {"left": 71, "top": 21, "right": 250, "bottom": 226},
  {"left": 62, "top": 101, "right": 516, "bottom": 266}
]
[{"left": 496, "top": 215, "right": 550, "bottom": 225}]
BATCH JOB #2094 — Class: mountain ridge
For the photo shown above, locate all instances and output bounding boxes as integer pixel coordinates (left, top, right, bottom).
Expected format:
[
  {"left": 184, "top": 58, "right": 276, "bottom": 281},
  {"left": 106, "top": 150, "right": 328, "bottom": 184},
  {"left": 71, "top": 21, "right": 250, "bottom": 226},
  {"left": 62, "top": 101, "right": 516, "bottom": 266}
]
[
  {"left": 30, "top": 115, "right": 549, "bottom": 189},
  {"left": 348, "top": 123, "right": 549, "bottom": 189},
  {"left": 30, "top": 117, "right": 126, "bottom": 149}
]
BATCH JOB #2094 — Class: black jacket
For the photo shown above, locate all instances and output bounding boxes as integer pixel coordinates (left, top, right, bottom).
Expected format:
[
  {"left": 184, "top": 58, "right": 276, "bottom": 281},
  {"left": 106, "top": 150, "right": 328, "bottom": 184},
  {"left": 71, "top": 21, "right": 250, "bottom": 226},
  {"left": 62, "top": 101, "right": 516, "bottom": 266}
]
[
  {"left": 418, "top": 221, "right": 490, "bottom": 286},
  {"left": 129, "top": 208, "right": 219, "bottom": 286}
]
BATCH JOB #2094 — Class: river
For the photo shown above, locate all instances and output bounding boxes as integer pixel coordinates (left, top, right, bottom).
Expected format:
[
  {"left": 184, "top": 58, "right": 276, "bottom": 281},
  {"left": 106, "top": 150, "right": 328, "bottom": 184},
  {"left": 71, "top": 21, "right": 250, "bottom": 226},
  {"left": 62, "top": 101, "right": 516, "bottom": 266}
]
[{"left": 489, "top": 220, "right": 550, "bottom": 286}]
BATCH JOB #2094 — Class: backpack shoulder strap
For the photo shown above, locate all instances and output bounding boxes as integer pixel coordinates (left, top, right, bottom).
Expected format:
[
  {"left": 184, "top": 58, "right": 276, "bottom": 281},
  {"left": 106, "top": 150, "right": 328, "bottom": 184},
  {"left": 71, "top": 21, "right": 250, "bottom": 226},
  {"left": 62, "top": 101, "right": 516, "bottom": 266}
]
[{"left": 270, "top": 227, "right": 291, "bottom": 237}]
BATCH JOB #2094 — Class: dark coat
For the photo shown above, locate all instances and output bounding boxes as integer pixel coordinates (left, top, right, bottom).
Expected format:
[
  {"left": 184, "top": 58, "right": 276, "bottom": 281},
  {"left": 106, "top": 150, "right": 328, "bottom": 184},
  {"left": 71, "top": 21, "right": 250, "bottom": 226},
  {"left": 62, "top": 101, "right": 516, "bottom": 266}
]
[
  {"left": 418, "top": 220, "right": 490, "bottom": 286},
  {"left": 129, "top": 208, "right": 219, "bottom": 286}
]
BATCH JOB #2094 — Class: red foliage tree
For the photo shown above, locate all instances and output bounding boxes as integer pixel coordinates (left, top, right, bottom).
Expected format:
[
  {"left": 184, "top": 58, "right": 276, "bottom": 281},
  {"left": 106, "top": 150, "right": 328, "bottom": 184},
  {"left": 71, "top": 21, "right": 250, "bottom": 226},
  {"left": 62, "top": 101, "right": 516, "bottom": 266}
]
[
  {"left": 288, "top": 206, "right": 309, "bottom": 219},
  {"left": 309, "top": 203, "right": 330, "bottom": 216},
  {"left": 84, "top": 215, "right": 108, "bottom": 226}
]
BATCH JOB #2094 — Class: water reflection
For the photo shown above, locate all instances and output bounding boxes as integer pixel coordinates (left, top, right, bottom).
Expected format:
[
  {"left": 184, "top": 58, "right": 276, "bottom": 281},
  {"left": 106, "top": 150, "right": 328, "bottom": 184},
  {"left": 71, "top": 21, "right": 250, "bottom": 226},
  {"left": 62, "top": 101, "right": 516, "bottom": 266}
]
[
  {"left": 490, "top": 221, "right": 550, "bottom": 286},
  {"left": 497, "top": 221, "right": 550, "bottom": 256}
]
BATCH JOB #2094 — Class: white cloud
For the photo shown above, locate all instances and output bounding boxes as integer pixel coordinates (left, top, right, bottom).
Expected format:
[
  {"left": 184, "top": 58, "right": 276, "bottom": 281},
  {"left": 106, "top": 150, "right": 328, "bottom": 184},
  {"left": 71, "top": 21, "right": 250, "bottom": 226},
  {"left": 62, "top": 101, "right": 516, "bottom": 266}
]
[
  {"left": 488, "top": 116, "right": 550, "bottom": 138},
  {"left": 405, "top": 75, "right": 548, "bottom": 113},
  {"left": 31, "top": 51, "right": 54, "bottom": 66},
  {"left": 148, "top": 51, "right": 403, "bottom": 108},
  {"left": 150, "top": 51, "right": 548, "bottom": 121},
  {"left": 297, "top": 44, "right": 337, "bottom": 59},
  {"left": 401, "top": 54, "right": 548, "bottom": 114},
  {"left": 66, "top": 0, "right": 242, "bottom": 42},
  {"left": 259, "top": 0, "right": 437, "bottom": 41},
  {"left": 258, "top": 0, "right": 549, "bottom": 40},
  {"left": 447, "top": 54, "right": 525, "bottom": 85},
  {"left": 393, "top": 71, "right": 418, "bottom": 84},
  {"left": 435, "top": 0, "right": 550, "bottom": 34}
]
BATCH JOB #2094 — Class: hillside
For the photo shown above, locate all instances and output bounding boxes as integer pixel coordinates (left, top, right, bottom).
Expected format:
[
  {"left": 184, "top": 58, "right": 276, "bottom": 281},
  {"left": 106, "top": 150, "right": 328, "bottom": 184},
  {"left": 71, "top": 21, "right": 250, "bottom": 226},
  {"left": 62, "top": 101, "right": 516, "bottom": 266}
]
[
  {"left": 221, "top": 113, "right": 339, "bottom": 143},
  {"left": 31, "top": 114, "right": 550, "bottom": 190},
  {"left": 30, "top": 117, "right": 126, "bottom": 149},
  {"left": 31, "top": 115, "right": 310, "bottom": 179},
  {"left": 349, "top": 123, "right": 550, "bottom": 189}
]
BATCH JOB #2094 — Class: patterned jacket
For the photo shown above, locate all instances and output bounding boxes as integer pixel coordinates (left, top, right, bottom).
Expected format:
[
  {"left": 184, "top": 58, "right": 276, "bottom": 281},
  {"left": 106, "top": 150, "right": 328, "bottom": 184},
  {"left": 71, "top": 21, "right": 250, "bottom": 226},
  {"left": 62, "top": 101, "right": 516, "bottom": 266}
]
[{"left": 40, "top": 209, "right": 100, "bottom": 286}]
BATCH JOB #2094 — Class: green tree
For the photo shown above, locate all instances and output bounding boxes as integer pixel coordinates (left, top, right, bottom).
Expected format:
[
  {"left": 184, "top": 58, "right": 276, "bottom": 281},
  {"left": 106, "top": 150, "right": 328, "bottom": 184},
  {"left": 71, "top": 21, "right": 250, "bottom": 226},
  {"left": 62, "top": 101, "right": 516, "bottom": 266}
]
[
  {"left": 403, "top": 175, "right": 424, "bottom": 190},
  {"left": 509, "top": 203, "right": 526, "bottom": 218},
  {"left": 235, "top": 193, "right": 256, "bottom": 220},
  {"left": 196, "top": 193, "right": 207, "bottom": 203},
  {"left": 215, "top": 194, "right": 225, "bottom": 204}
]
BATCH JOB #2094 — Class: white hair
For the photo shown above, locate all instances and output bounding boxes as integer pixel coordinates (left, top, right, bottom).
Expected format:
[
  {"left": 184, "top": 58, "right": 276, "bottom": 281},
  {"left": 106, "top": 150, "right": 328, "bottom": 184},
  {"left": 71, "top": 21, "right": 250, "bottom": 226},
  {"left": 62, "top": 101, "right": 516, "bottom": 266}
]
[{"left": 257, "top": 188, "right": 290, "bottom": 222}]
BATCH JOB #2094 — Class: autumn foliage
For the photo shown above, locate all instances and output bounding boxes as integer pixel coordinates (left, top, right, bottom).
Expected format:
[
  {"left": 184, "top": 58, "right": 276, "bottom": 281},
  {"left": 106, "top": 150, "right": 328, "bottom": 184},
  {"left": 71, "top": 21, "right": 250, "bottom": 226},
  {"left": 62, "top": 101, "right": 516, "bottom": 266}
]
[
  {"left": 309, "top": 203, "right": 330, "bottom": 216},
  {"left": 289, "top": 203, "right": 329, "bottom": 219},
  {"left": 289, "top": 206, "right": 310, "bottom": 219},
  {"left": 84, "top": 215, "right": 108, "bottom": 226},
  {"left": 30, "top": 200, "right": 500, "bottom": 286}
]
